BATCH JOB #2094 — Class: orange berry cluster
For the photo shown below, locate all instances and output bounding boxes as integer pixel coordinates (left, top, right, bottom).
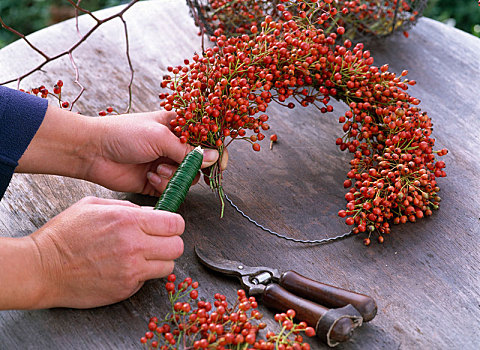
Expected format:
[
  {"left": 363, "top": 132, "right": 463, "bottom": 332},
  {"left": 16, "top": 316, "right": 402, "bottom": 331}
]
[
  {"left": 22, "top": 80, "right": 70, "bottom": 109},
  {"left": 141, "top": 274, "right": 315, "bottom": 349},
  {"left": 160, "top": 0, "right": 446, "bottom": 243},
  {"left": 23, "top": 81, "right": 118, "bottom": 116}
]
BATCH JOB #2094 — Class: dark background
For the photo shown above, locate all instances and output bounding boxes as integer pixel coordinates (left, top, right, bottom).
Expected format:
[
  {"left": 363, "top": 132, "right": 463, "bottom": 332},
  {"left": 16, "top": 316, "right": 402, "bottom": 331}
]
[{"left": 1, "top": 0, "right": 480, "bottom": 48}]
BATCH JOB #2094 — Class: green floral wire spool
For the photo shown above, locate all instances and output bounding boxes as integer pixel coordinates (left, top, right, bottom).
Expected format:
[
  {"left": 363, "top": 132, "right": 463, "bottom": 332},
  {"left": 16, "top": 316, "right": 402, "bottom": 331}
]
[{"left": 155, "top": 146, "right": 204, "bottom": 212}]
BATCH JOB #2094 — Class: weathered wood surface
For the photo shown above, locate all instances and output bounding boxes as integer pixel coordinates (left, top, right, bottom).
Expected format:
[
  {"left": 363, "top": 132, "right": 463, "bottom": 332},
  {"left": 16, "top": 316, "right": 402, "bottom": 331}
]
[{"left": 1, "top": 1, "right": 479, "bottom": 349}]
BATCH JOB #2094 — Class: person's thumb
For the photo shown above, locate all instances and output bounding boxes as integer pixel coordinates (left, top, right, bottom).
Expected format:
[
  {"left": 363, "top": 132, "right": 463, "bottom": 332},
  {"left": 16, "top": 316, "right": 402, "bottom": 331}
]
[{"left": 202, "top": 149, "right": 219, "bottom": 168}]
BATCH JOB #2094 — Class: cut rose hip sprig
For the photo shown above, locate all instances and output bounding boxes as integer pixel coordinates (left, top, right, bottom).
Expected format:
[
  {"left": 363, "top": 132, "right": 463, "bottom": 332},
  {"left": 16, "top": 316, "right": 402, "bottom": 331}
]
[{"left": 141, "top": 274, "right": 315, "bottom": 349}]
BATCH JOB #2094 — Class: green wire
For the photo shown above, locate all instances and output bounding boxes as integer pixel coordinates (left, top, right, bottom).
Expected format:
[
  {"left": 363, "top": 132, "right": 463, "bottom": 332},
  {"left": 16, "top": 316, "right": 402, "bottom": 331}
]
[{"left": 154, "top": 146, "right": 204, "bottom": 212}]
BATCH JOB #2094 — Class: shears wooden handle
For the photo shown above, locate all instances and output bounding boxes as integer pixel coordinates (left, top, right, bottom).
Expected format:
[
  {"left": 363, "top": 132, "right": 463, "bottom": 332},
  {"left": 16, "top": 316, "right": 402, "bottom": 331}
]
[
  {"left": 279, "top": 270, "right": 377, "bottom": 322},
  {"left": 262, "top": 283, "right": 363, "bottom": 345}
]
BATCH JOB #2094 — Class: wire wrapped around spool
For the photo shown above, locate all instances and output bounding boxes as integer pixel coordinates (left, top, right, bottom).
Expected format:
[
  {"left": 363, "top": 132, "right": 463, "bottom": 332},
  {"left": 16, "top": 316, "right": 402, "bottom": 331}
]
[{"left": 155, "top": 146, "right": 204, "bottom": 213}]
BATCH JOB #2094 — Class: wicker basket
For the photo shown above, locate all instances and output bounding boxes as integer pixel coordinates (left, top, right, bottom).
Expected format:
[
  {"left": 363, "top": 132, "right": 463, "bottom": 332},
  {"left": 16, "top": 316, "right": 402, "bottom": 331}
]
[{"left": 187, "top": 0, "right": 428, "bottom": 42}]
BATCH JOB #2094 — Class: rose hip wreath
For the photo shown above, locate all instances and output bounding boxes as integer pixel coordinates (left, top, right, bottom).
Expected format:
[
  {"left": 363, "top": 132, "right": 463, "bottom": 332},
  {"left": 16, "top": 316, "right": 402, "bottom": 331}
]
[
  {"left": 160, "top": 0, "right": 447, "bottom": 244},
  {"left": 190, "top": 0, "right": 428, "bottom": 42}
]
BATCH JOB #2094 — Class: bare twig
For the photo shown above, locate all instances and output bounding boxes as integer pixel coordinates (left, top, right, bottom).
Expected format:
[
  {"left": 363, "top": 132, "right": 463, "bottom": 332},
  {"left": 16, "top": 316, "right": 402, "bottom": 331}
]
[
  {"left": 68, "top": 52, "right": 85, "bottom": 110},
  {"left": 120, "top": 15, "right": 134, "bottom": 113},
  {"left": 67, "top": 0, "right": 101, "bottom": 23},
  {"left": 0, "top": 0, "right": 139, "bottom": 112},
  {"left": 0, "top": 16, "right": 50, "bottom": 59},
  {"left": 1, "top": 0, "right": 139, "bottom": 85},
  {"left": 75, "top": 0, "right": 83, "bottom": 35}
]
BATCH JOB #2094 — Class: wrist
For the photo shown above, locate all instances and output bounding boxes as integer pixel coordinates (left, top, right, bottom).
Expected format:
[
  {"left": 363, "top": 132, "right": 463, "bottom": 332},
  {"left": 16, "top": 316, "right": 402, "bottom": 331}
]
[
  {"left": 16, "top": 105, "right": 100, "bottom": 180},
  {"left": 0, "top": 236, "right": 51, "bottom": 310}
]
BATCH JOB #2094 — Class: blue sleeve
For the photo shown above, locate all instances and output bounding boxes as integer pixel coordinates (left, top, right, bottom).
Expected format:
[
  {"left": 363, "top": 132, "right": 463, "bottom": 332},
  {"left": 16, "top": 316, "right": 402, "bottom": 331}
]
[{"left": 0, "top": 86, "right": 48, "bottom": 199}]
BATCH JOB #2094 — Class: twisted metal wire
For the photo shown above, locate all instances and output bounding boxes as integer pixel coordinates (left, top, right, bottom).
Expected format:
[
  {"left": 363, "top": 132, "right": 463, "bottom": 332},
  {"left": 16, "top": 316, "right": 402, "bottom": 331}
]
[{"left": 225, "top": 194, "right": 354, "bottom": 245}]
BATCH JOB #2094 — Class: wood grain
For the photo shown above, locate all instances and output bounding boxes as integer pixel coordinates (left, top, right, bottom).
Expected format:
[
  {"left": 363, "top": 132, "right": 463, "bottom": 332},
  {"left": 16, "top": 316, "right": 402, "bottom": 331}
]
[{"left": 1, "top": 1, "right": 479, "bottom": 349}]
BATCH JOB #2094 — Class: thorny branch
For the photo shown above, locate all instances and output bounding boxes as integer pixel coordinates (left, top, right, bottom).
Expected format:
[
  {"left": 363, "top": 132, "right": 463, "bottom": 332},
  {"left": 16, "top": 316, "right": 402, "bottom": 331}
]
[{"left": 0, "top": 0, "right": 139, "bottom": 111}]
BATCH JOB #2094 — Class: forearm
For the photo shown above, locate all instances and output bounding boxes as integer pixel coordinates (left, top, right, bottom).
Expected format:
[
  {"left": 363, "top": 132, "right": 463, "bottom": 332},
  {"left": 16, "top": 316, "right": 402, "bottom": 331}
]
[
  {"left": 0, "top": 236, "right": 46, "bottom": 310},
  {"left": 16, "top": 105, "right": 99, "bottom": 179}
]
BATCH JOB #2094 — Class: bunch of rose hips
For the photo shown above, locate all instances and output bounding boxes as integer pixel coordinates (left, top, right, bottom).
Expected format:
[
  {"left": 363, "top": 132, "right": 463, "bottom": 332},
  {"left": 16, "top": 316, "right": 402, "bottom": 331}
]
[
  {"left": 191, "top": 0, "right": 426, "bottom": 41},
  {"left": 23, "top": 81, "right": 119, "bottom": 116},
  {"left": 160, "top": 0, "right": 446, "bottom": 243},
  {"left": 22, "top": 80, "right": 71, "bottom": 109},
  {"left": 140, "top": 274, "right": 315, "bottom": 349}
]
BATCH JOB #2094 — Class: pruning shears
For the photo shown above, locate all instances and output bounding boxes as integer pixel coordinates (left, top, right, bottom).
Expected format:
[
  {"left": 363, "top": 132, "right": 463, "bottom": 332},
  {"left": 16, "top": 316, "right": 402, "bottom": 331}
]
[{"left": 194, "top": 246, "right": 377, "bottom": 347}]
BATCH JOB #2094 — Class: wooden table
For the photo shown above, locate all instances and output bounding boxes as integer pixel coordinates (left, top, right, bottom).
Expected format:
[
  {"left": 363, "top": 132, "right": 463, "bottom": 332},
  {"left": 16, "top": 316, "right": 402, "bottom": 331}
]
[{"left": 1, "top": 1, "right": 479, "bottom": 348}]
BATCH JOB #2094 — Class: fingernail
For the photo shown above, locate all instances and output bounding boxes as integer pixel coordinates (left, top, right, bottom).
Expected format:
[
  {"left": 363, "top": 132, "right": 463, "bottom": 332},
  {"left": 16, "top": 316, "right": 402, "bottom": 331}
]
[
  {"left": 147, "top": 171, "right": 162, "bottom": 185},
  {"left": 156, "top": 165, "right": 173, "bottom": 178},
  {"left": 203, "top": 149, "right": 219, "bottom": 163}
]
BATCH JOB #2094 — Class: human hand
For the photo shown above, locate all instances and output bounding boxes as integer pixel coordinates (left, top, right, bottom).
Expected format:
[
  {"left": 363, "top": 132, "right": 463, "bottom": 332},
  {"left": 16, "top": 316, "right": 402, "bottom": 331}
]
[
  {"left": 17, "top": 106, "right": 228, "bottom": 195},
  {"left": 25, "top": 196, "right": 184, "bottom": 309},
  {"left": 85, "top": 111, "right": 228, "bottom": 196}
]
